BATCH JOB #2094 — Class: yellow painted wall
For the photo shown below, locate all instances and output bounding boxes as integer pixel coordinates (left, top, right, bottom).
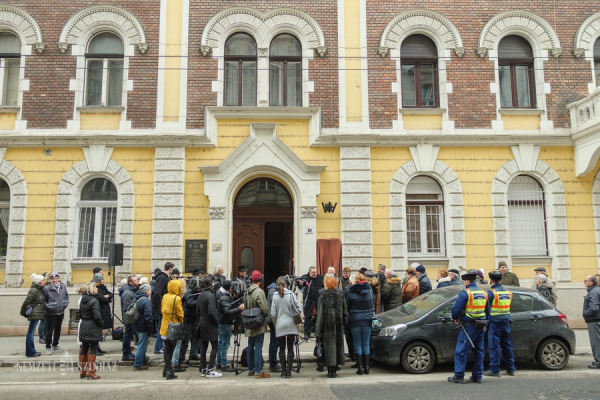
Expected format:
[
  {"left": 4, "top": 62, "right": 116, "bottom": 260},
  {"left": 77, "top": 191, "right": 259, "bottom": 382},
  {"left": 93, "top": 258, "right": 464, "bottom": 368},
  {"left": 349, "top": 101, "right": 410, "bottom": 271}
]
[
  {"left": 0, "top": 113, "right": 16, "bottom": 130},
  {"left": 110, "top": 148, "right": 156, "bottom": 277},
  {"left": 162, "top": 0, "right": 183, "bottom": 122},
  {"left": 80, "top": 113, "right": 121, "bottom": 130},
  {"left": 403, "top": 115, "right": 443, "bottom": 130},
  {"left": 344, "top": 0, "right": 363, "bottom": 122},
  {"left": 501, "top": 114, "right": 540, "bottom": 130}
]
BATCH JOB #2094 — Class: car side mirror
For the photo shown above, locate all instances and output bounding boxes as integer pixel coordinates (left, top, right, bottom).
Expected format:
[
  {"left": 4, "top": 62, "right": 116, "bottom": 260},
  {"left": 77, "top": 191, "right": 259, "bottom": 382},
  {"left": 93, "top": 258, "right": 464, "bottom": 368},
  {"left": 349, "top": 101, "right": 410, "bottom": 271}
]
[{"left": 442, "top": 312, "right": 453, "bottom": 322}]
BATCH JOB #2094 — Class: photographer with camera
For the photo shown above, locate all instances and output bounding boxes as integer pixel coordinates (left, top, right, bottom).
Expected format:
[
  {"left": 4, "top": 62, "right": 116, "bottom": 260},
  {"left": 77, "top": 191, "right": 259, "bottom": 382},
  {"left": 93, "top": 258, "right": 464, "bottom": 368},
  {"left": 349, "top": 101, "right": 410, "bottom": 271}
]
[
  {"left": 196, "top": 276, "right": 222, "bottom": 378},
  {"left": 298, "top": 266, "right": 324, "bottom": 341},
  {"left": 216, "top": 280, "right": 244, "bottom": 372}
]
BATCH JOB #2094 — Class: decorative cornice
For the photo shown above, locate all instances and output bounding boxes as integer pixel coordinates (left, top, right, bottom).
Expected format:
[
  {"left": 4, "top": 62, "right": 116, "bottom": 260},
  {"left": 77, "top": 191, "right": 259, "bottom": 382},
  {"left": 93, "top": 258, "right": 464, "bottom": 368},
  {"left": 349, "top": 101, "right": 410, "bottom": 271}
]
[
  {"left": 478, "top": 11, "right": 561, "bottom": 57},
  {"left": 379, "top": 9, "right": 464, "bottom": 57},
  {"left": 476, "top": 47, "right": 488, "bottom": 57},
  {"left": 200, "top": 45, "right": 211, "bottom": 56},
  {"left": 33, "top": 42, "right": 46, "bottom": 53},
  {"left": 59, "top": 6, "right": 147, "bottom": 53},
  {"left": 0, "top": 6, "right": 44, "bottom": 46},
  {"left": 208, "top": 207, "right": 226, "bottom": 219},
  {"left": 574, "top": 13, "right": 600, "bottom": 58},
  {"left": 200, "top": 7, "right": 326, "bottom": 53},
  {"left": 57, "top": 42, "right": 69, "bottom": 53},
  {"left": 301, "top": 206, "right": 318, "bottom": 218}
]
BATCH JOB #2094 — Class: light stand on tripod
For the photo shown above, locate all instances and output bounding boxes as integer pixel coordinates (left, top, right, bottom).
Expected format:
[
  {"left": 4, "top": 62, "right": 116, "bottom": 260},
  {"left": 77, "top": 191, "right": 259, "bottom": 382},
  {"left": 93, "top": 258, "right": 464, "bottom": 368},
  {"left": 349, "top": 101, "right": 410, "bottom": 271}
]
[{"left": 104, "top": 243, "right": 124, "bottom": 341}]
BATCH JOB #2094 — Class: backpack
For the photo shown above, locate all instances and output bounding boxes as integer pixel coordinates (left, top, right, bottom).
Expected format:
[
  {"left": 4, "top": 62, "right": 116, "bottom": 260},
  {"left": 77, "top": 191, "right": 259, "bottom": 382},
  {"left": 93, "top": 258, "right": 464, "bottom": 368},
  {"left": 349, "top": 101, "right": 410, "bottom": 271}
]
[{"left": 124, "top": 298, "right": 142, "bottom": 324}]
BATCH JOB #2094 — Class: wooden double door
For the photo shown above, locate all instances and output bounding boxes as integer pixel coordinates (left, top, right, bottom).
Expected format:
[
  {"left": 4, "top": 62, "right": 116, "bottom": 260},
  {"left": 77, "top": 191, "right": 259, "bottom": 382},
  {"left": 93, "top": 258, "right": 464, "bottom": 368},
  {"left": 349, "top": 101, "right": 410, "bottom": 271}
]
[{"left": 232, "top": 211, "right": 293, "bottom": 285}]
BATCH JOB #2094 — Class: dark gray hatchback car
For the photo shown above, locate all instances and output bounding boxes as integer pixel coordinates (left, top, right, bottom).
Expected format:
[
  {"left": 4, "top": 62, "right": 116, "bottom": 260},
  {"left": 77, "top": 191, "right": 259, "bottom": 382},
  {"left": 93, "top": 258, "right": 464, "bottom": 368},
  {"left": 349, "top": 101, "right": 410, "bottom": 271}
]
[{"left": 370, "top": 286, "right": 576, "bottom": 374}]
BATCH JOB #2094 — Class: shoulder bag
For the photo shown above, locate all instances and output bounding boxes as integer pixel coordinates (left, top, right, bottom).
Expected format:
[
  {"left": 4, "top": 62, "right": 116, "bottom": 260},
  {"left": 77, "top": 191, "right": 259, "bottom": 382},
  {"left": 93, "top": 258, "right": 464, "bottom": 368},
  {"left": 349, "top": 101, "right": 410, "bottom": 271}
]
[
  {"left": 241, "top": 291, "right": 264, "bottom": 330},
  {"left": 288, "top": 293, "right": 303, "bottom": 325},
  {"left": 166, "top": 296, "right": 184, "bottom": 341}
]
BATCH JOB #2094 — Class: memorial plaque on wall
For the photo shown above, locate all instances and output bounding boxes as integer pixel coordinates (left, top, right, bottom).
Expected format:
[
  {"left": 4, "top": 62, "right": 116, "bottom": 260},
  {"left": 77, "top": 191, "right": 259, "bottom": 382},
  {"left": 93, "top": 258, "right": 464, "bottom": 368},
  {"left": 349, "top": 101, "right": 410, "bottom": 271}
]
[{"left": 185, "top": 239, "right": 207, "bottom": 274}]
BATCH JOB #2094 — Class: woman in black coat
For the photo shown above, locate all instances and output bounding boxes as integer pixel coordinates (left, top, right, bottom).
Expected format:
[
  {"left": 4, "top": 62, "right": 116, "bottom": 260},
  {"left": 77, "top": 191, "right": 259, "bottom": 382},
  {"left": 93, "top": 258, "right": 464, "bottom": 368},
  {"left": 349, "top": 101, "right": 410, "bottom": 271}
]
[
  {"left": 94, "top": 275, "right": 113, "bottom": 355},
  {"left": 78, "top": 283, "right": 104, "bottom": 380},
  {"left": 315, "top": 276, "right": 348, "bottom": 378},
  {"left": 196, "top": 277, "right": 221, "bottom": 377}
]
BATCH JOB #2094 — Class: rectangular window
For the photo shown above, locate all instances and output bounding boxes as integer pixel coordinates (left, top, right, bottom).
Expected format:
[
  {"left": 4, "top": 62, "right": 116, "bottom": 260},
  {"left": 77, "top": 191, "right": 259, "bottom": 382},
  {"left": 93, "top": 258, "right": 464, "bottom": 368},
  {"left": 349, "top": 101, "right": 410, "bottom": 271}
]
[
  {"left": 107, "top": 60, "right": 123, "bottom": 106},
  {"left": 499, "top": 65, "right": 513, "bottom": 107},
  {"left": 508, "top": 176, "right": 547, "bottom": 256},
  {"left": 1, "top": 58, "right": 20, "bottom": 106},
  {"left": 595, "top": 61, "right": 600, "bottom": 87},
  {"left": 407, "top": 204, "right": 445, "bottom": 255},
  {"left": 499, "top": 62, "right": 535, "bottom": 108},
  {"left": 76, "top": 206, "right": 117, "bottom": 261},
  {"left": 401, "top": 62, "right": 438, "bottom": 108},
  {"left": 85, "top": 59, "right": 123, "bottom": 107},
  {"left": 287, "top": 61, "right": 302, "bottom": 107},
  {"left": 0, "top": 206, "right": 8, "bottom": 257},
  {"left": 242, "top": 61, "right": 257, "bottom": 106},
  {"left": 401, "top": 64, "right": 416, "bottom": 107},
  {"left": 269, "top": 61, "right": 284, "bottom": 106},
  {"left": 225, "top": 61, "right": 239, "bottom": 106}
]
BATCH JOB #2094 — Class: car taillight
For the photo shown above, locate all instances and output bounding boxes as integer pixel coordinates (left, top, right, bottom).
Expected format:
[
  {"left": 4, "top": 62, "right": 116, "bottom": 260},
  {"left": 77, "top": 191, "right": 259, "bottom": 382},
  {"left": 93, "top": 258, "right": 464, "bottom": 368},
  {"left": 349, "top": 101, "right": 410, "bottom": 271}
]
[{"left": 557, "top": 313, "right": 568, "bottom": 326}]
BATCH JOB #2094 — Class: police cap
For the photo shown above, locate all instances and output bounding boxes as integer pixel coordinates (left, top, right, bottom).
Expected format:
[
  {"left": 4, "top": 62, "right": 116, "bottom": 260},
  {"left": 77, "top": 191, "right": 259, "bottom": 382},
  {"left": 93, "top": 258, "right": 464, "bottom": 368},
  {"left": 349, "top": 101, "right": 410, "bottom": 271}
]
[
  {"left": 461, "top": 272, "right": 477, "bottom": 281},
  {"left": 488, "top": 271, "right": 503, "bottom": 281}
]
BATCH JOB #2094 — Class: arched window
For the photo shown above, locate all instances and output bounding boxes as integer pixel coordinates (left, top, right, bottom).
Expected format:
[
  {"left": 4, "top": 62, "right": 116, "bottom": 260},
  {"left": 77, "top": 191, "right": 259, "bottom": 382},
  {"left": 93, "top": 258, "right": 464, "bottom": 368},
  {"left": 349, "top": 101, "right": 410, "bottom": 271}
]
[
  {"left": 269, "top": 34, "right": 302, "bottom": 106},
  {"left": 224, "top": 33, "right": 257, "bottom": 106},
  {"left": 498, "top": 35, "right": 535, "bottom": 108},
  {"left": 595, "top": 37, "right": 600, "bottom": 87},
  {"left": 406, "top": 176, "right": 445, "bottom": 255},
  {"left": 0, "top": 32, "right": 21, "bottom": 106},
  {"left": 0, "top": 179, "right": 9, "bottom": 258},
  {"left": 85, "top": 32, "right": 124, "bottom": 107},
  {"left": 401, "top": 35, "right": 438, "bottom": 108},
  {"left": 507, "top": 175, "right": 547, "bottom": 256},
  {"left": 235, "top": 179, "right": 291, "bottom": 208},
  {"left": 75, "top": 178, "right": 118, "bottom": 260}
]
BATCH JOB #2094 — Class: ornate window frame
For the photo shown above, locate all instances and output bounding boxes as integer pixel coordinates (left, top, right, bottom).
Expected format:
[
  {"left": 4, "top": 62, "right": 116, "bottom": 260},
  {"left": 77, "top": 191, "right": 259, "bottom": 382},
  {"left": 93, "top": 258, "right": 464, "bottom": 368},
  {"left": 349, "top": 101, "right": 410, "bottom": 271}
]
[
  {"left": 591, "top": 169, "right": 600, "bottom": 273},
  {"left": 53, "top": 146, "right": 134, "bottom": 283},
  {"left": 0, "top": 148, "right": 27, "bottom": 287},
  {"left": 389, "top": 145, "right": 466, "bottom": 271},
  {"left": 200, "top": 7, "right": 327, "bottom": 107},
  {"left": 477, "top": 10, "right": 561, "bottom": 130},
  {"left": 573, "top": 12, "right": 600, "bottom": 93},
  {"left": 0, "top": 5, "right": 45, "bottom": 129},
  {"left": 378, "top": 9, "right": 464, "bottom": 131},
  {"left": 492, "top": 145, "right": 570, "bottom": 281},
  {"left": 58, "top": 6, "right": 148, "bottom": 130}
]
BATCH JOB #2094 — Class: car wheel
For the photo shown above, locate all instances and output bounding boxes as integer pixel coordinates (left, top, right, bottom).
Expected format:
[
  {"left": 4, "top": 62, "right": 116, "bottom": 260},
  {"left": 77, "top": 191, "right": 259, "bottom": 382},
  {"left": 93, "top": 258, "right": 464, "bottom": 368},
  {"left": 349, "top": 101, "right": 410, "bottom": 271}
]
[
  {"left": 535, "top": 338, "right": 569, "bottom": 370},
  {"left": 401, "top": 341, "right": 435, "bottom": 374}
]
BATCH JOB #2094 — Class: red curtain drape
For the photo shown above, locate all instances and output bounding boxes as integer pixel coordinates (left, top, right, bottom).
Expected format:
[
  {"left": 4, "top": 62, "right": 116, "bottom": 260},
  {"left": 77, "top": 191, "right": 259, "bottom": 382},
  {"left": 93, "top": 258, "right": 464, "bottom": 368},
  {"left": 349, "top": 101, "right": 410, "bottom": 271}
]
[{"left": 316, "top": 238, "right": 342, "bottom": 276}]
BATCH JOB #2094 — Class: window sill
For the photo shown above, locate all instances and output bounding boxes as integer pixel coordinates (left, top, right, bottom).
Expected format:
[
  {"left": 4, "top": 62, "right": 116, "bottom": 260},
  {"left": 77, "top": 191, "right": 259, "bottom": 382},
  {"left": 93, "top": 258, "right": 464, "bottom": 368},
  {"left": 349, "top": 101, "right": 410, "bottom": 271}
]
[
  {"left": 71, "top": 260, "right": 109, "bottom": 270},
  {"left": 511, "top": 256, "right": 552, "bottom": 267},
  {"left": 399, "top": 108, "right": 446, "bottom": 115},
  {"left": 77, "top": 106, "right": 124, "bottom": 114},
  {"left": 0, "top": 106, "right": 20, "bottom": 114},
  {"left": 498, "top": 109, "right": 544, "bottom": 116}
]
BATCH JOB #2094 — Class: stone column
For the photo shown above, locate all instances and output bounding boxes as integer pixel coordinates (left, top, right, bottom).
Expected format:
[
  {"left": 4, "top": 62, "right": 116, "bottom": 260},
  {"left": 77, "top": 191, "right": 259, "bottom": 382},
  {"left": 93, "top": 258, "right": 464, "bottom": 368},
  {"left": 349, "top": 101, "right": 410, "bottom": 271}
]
[{"left": 340, "top": 147, "right": 373, "bottom": 271}]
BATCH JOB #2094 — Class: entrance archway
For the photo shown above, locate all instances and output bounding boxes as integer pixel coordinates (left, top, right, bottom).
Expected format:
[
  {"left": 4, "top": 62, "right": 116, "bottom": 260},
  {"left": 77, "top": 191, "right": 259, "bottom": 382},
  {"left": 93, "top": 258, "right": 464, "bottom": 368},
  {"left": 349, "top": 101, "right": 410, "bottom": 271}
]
[{"left": 232, "top": 178, "right": 294, "bottom": 285}]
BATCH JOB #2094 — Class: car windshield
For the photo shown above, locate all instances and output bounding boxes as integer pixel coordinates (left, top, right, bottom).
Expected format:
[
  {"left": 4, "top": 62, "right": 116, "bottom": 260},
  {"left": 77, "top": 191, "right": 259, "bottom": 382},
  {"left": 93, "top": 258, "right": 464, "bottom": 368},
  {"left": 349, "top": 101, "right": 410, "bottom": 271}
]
[{"left": 401, "top": 290, "right": 456, "bottom": 317}]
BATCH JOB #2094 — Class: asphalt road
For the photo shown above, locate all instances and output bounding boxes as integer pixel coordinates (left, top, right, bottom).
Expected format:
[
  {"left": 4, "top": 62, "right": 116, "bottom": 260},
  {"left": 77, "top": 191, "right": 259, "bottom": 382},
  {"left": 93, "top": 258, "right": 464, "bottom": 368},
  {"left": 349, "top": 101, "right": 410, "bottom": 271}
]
[{"left": 2, "top": 356, "right": 598, "bottom": 400}]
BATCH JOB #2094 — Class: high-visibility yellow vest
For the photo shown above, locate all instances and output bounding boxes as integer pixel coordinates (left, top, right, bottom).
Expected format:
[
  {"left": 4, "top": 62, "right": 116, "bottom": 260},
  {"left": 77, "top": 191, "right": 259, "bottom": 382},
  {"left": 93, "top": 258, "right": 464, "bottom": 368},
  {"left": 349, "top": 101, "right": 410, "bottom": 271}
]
[
  {"left": 490, "top": 289, "right": 512, "bottom": 316},
  {"left": 463, "top": 288, "right": 488, "bottom": 319}
]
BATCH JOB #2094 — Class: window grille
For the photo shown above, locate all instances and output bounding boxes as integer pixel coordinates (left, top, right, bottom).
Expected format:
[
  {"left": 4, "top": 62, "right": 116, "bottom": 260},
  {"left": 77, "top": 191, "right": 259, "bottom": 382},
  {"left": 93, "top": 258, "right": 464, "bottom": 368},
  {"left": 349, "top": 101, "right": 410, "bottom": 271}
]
[
  {"left": 0, "top": 179, "right": 9, "bottom": 258},
  {"left": 507, "top": 175, "right": 548, "bottom": 256},
  {"left": 406, "top": 176, "right": 445, "bottom": 256}
]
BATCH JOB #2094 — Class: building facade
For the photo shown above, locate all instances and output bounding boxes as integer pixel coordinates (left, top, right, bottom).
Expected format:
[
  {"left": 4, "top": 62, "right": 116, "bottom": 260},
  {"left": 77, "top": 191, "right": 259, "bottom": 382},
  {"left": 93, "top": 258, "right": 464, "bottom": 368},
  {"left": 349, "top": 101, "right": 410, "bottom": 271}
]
[{"left": 1, "top": 0, "right": 600, "bottom": 328}]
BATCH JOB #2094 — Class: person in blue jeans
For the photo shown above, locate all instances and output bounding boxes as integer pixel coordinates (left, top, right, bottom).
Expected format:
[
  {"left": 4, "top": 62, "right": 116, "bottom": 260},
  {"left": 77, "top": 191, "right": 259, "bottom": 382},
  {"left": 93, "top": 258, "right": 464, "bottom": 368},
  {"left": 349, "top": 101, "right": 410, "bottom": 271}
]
[
  {"left": 245, "top": 271, "right": 270, "bottom": 379},
  {"left": 346, "top": 272, "right": 373, "bottom": 375},
  {"left": 131, "top": 284, "right": 154, "bottom": 370},
  {"left": 216, "top": 280, "right": 244, "bottom": 372},
  {"left": 21, "top": 274, "right": 46, "bottom": 357},
  {"left": 118, "top": 275, "right": 139, "bottom": 361}
]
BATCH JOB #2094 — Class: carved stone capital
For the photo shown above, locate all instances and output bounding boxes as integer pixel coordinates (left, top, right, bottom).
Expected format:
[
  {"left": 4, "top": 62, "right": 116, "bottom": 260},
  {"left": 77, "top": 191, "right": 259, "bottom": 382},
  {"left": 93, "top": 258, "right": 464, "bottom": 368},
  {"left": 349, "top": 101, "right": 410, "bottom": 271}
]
[
  {"left": 454, "top": 47, "right": 465, "bottom": 58},
  {"left": 573, "top": 48, "right": 585, "bottom": 58},
  {"left": 200, "top": 45, "right": 211, "bottom": 56},
  {"left": 301, "top": 206, "right": 318, "bottom": 218},
  {"left": 550, "top": 47, "right": 562, "bottom": 58},
  {"left": 34, "top": 42, "right": 46, "bottom": 54},
  {"left": 476, "top": 47, "right": 488, "bottom": 57},
  {"left": 258, "top": 48, "right": 268, "bottom": 58},
  {"left": 208, "top": 207, "right": 226, "bottom": 219},
  {"left": 137, "top": 43, "right": 148, "bottom": 54},
  {"left": 377, "top": 46, "right": 389, "bottom": 57},
  {"left": 57, "top": 42, "right": 69, "bottom": 54},
  {"left": 316, "top": 46, "right": 327, "bottom": 57}
]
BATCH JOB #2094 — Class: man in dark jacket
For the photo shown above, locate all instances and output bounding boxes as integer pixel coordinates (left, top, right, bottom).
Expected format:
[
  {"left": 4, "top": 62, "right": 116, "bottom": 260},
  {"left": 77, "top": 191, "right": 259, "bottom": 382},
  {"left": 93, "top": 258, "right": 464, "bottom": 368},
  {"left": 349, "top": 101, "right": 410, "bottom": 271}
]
[
  {"left": 152, "top": 262, "right": 174, "bottom": 354},
  {"left": 448, "top": 269, "right": 463, "bottom": 286},
  {"left": 381, "top": 269, "right": 402, "bottom": 311},
  {"left": 414, "top": 265, "right": 432, "bottom": 295},
  {"left": 132, "top": 284, "right": 153, "bottom": 370},
  {"left": 300, "top": 266, "right": 324, "bottom": 340},
  {"left": 583, "top": 275, "right": 600, "bottom": 369},
  {"left": 197, "top": 276, "right": 222, "bottom": 377},
  {"left": 118, "top": 275, "right": 138, "bottom": 361},
  {"left": 179, "top": 276, "right": 201, "bottom": 364},
  {"left": 234, "top": 265, "right": 250, "bottom": 291},
  {"left": 266, "top": 281, "right": 281, "bottom": 373},
  {"left": 216, "top": 280, "right": 244, "bottom": 372}
]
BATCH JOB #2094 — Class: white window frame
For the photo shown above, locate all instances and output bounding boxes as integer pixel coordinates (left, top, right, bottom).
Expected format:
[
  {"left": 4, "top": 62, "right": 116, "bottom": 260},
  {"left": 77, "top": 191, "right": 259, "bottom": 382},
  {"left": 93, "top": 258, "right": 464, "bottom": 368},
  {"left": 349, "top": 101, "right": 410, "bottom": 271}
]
[
  {"left": 0, "top": 56, "right": 20, "bottom": 106},
  {"left": 84, "top": 57, "right": 124, "bottom": 107},
  {"left": 0, "top": 187, "right": 8, "bottom": 260},
  {"left": 74, "top": 182, "right": 118, "bottom": 262},
  {"left": 406, "top": 176, "right": 446, "bottom": 257}
]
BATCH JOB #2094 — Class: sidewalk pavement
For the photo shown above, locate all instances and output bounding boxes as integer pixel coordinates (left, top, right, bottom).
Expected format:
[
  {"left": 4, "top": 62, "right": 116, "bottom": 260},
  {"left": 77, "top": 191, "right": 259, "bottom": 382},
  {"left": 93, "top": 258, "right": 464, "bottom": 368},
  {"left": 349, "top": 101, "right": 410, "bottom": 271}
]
[{"left": 0, "top": 329, "right": 592, "bottom": 367}]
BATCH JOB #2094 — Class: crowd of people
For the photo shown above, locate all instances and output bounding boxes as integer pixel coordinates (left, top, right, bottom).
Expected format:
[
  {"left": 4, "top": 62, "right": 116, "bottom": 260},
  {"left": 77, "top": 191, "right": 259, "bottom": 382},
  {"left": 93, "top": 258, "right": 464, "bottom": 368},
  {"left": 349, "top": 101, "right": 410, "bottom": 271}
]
[{"left": 18, "top": 261, "right": 600, "bottom": 380}]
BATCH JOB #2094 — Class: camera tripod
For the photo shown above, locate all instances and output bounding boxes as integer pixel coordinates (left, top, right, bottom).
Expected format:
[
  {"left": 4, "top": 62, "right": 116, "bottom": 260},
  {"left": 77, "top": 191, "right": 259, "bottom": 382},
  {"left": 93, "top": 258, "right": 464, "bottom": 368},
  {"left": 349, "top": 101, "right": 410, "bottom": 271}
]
[
  {"left": 293, "top": 334, "right": 302, "bottom": 373},
  {"left": 104, "top": 263, "right": 123, "bottom": 341}
]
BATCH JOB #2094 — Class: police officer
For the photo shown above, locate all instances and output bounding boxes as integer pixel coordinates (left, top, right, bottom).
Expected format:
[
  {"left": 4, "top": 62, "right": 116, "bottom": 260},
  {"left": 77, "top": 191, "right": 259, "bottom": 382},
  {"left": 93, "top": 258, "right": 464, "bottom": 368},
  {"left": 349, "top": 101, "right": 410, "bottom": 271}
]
[
  {"left": 484, "top": 271, "right": 516, "bottom": 377},
  {"left": 447, "top": 271, "right": 489, "bottom": 384}
]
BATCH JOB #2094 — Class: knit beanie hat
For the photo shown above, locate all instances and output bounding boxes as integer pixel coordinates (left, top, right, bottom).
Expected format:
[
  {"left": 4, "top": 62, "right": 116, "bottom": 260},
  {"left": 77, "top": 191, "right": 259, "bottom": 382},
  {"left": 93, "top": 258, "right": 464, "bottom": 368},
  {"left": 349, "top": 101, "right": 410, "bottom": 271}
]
[
  {"left": 139, "top": 284, "right": 151, "bottom": 294},
  {"left": 93, "top": 273, "right": 104, "bottom": 283},
  {"left": 31, "top": 273, "right": 44, "bottom": 285},
  {"left": 415, "top": 265, "right": 426, "bottom": 274}
]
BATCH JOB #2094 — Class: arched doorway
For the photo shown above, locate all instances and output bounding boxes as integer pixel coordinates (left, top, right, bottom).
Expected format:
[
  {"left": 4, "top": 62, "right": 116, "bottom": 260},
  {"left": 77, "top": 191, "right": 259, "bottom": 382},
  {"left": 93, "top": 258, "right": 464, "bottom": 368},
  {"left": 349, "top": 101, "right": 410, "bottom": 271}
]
[{"left": 232, "top": 178, "right": 294, "bottom": 285}]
